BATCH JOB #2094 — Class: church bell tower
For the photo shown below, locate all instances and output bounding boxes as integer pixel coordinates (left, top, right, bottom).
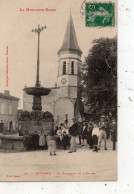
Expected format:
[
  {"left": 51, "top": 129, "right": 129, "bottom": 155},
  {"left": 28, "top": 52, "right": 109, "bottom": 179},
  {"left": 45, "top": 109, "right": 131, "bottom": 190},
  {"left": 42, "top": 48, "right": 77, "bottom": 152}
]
[
  {"left": 57, "top": 14, "right": 82, "bottom": 99},
  {"left": 53, "top": 13, "right": 83, "bottom": 125}
]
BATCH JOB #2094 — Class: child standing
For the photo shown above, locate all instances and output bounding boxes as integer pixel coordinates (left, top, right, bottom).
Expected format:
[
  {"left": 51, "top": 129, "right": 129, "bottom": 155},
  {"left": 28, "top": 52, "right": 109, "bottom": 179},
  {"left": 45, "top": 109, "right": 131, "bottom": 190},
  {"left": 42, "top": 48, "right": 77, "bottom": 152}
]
[
  {"left": 39, "top": 129, "right": 46, "bottom": 150},
  {"left": 47, "top": 131, "right": 56, "bottom": 156},
  {"left": 92, "top": 123, "right": 100, "bottom": 152}
]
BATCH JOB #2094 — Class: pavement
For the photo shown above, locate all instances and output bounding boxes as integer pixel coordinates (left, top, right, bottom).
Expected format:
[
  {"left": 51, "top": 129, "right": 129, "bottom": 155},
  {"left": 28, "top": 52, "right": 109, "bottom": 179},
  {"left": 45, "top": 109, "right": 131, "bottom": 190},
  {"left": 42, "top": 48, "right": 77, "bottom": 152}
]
[{"left": 0, "top": 139, "right": 117, "bottom": 182}]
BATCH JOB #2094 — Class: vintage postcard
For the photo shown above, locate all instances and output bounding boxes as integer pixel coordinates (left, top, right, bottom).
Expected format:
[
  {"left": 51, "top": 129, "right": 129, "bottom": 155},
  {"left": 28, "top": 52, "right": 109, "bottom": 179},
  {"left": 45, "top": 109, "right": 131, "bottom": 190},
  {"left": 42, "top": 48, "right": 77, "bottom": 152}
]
[{"left": 0, "top": 0, "right": 117, "bottom": 181}]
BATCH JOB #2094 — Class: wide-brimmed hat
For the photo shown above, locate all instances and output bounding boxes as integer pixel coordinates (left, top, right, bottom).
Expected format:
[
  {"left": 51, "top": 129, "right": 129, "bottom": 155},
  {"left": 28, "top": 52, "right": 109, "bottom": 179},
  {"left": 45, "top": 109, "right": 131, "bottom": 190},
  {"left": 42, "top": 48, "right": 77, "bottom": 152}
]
[{"left": 101, "top": 115, "right": 106, "bottom": 118}]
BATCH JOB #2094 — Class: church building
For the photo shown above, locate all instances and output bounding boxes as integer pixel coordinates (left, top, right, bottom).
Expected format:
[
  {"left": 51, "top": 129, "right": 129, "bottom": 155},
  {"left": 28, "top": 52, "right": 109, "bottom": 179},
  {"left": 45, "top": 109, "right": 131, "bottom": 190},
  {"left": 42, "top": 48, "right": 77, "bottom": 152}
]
[{"left": 23, "top": 14, "right": 84, "bottom": 127}]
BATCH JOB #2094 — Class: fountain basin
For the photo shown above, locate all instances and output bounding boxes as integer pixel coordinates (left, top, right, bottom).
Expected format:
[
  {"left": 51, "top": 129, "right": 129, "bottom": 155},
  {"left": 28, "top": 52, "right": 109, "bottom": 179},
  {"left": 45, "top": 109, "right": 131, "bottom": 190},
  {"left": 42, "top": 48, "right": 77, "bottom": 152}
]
[
  {"left": 0, "top": 134, "right": 24, "bottom": 151},
  {"left": 24, "top": 87, "right": 51, "bottom": 96}
]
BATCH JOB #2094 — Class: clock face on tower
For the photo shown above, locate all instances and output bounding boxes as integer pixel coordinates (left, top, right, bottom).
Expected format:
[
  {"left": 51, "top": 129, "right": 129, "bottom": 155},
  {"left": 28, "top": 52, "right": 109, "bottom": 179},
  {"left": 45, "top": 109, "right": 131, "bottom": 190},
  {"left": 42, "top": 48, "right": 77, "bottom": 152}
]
[{"left": 61, "top": 78, "right": 67, "bottom": 84}]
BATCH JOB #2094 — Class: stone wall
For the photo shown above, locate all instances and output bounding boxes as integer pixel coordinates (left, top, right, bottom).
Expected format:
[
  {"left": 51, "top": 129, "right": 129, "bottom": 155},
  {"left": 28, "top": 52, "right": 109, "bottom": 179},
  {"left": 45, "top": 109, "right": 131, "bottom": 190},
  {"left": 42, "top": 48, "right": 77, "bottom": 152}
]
[
  {"left": 21, "top": 120, "right": 53, "bottom": 135},
  {"left": 53, "top": 98, "right": 75, "bottom": 127}
]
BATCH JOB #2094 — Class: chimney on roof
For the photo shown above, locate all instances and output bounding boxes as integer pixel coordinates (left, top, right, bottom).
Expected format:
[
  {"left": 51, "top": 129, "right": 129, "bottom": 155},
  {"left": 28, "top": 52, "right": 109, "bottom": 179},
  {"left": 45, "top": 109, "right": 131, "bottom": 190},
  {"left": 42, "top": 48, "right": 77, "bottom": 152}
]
[{"left": 4, "top": 90, "right": 10, "bottom": 96}]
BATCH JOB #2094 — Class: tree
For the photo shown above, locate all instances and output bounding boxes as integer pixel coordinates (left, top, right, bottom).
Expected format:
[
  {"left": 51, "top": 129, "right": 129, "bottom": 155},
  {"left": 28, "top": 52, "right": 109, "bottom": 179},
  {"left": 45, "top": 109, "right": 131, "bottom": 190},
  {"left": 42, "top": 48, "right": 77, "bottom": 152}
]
[{"left": 81, "top": 37, "right": 117, "bottom": 119}]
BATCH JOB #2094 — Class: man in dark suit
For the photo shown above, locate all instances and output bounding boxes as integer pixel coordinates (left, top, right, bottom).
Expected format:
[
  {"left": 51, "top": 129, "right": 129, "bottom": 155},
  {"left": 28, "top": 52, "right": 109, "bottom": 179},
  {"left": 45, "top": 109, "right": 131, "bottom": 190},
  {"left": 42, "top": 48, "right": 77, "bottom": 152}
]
[
  {"left": 77, "top": 121, "right": 83, "bottom": 145},
  {"left": 68, "top": 118, "right": 78, "bottom": 153},
  {"left": 110, "top": 118, "right": 117, "bottom": 150},
  {"left": 87, "top": 122, "right": 93, "bottom": 149}
]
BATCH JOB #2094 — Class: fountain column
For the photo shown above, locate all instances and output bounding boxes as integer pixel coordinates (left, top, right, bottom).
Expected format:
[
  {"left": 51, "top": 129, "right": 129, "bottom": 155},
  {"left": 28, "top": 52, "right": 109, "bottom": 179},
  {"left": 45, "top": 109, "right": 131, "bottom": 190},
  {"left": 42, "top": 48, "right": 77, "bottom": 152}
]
[
  {"left": 24, "top": 25, "right": 51, "bottom": 112},
  {"left": 36, "top": 26, "right": 40, "bottom": 88}
]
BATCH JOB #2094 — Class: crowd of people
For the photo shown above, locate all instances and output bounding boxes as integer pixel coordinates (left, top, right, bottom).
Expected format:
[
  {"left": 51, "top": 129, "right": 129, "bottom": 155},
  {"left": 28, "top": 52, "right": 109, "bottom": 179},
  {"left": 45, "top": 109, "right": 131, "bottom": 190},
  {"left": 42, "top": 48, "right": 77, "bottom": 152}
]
[
  {"left": 20, "top": 129, "right": 48, "bottom": 151},
  {"left": 68, "top": 115, "right": 117, "bottom": 153},
  {"left": 19, "top": 114, "right": 117, "bottom": 156},
  {"left": 53, "top": 114, "right": 117, "bottom": 155}
]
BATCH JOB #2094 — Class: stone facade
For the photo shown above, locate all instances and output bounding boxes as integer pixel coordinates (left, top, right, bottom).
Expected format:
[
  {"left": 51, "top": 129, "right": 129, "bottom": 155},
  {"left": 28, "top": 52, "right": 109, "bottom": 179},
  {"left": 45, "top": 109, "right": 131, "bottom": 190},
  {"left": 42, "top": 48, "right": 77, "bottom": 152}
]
[
  {"left": 0, "top": 90, "right": 19, "bottom": 132},
  {"left": 21, "top": 120, "right": 53, "bottom": 135}
]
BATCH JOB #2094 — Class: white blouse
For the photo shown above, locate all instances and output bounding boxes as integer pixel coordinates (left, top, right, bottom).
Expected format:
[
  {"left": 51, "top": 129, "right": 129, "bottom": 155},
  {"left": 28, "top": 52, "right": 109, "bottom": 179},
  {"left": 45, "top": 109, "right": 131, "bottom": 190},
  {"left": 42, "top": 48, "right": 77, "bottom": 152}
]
[{"left": 92, "top": 127, "right": 100, "bottom": 136}]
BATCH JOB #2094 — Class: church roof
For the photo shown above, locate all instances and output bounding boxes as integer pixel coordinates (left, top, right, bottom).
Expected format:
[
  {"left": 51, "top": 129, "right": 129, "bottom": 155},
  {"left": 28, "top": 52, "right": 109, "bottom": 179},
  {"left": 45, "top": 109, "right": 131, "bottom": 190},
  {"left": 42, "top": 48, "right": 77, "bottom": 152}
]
[{"left": 58, "top": 14, "right": 82, "bottom": 55}]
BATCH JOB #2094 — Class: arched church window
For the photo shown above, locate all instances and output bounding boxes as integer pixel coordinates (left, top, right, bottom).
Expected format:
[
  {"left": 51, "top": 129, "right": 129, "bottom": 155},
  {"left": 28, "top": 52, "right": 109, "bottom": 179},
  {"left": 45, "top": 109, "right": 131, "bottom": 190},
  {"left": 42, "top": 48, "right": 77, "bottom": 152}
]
[
  {"left": 1, "top": 103, "right": 5, "bottom": 114},
  {"left": 9, "top": 104, "right": 13, "bottom": 115},
  {"left": 63, "top": 61, "right": 66, "bottom": 75},
  {"left": 71, "top": 61, "right": 74, "bottom": 74}
]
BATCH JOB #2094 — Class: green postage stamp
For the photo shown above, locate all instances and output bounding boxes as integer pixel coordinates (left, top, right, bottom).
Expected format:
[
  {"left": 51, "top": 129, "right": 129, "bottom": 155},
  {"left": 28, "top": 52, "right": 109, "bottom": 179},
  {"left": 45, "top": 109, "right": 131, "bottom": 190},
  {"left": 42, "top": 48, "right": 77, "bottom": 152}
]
[{"left": 86, "top": 3, "right": 115, "bottom": 27}]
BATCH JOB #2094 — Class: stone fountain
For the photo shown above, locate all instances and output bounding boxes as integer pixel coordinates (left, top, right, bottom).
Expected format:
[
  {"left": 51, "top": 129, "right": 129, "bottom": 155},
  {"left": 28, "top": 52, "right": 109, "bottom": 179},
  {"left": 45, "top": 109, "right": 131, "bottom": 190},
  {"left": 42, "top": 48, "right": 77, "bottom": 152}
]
[
  {"left": 21, "top": 25, "right": 53, "bottom": 135},
  {"left": 24, "top": 25, "right": 51, "bottom": 111},
  {"left": 0, "top": 25, "right": 53, "bottom": 151}
]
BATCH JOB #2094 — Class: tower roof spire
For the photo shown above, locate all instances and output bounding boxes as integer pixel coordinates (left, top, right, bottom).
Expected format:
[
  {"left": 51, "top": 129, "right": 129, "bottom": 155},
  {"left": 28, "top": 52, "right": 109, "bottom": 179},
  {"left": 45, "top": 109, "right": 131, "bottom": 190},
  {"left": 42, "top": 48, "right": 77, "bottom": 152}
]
[{"left": 58, "top": 14, "right": 82, "bottom": 55}]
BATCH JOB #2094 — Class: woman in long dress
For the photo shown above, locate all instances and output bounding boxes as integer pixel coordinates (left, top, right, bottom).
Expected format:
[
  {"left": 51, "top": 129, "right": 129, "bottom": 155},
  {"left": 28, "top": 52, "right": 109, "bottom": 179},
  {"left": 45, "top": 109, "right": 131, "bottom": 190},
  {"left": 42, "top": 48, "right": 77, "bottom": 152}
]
[
  {"left": 47, "top": 131, "right": 56, "bottom": 156},
  {"left": 39, "top": 129, "right": 46, "bottom": 150}
]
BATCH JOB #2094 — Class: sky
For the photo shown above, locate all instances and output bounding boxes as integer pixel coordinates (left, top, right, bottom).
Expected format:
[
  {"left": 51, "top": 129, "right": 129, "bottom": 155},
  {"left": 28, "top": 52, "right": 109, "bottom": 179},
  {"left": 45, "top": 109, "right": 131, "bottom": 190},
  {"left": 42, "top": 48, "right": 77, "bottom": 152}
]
[{"left": 0, "top": 0, "right": 117, "bottom": 108}]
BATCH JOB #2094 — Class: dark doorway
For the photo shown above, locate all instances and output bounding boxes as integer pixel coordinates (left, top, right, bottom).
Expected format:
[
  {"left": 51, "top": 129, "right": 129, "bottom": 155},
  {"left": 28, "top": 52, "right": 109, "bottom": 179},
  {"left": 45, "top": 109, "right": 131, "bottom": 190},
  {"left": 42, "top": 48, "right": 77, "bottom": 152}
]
[{"left": 9, "top": 121, "right": 13, "bottom": 131}]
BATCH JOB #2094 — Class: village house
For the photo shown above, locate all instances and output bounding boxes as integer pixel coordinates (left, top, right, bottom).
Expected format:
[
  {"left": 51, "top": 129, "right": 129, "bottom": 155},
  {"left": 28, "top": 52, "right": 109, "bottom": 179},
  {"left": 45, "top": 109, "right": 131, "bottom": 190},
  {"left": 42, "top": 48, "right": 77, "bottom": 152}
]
[{"left": 0, "top": 90, "right": 19, "bottom": 132}]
